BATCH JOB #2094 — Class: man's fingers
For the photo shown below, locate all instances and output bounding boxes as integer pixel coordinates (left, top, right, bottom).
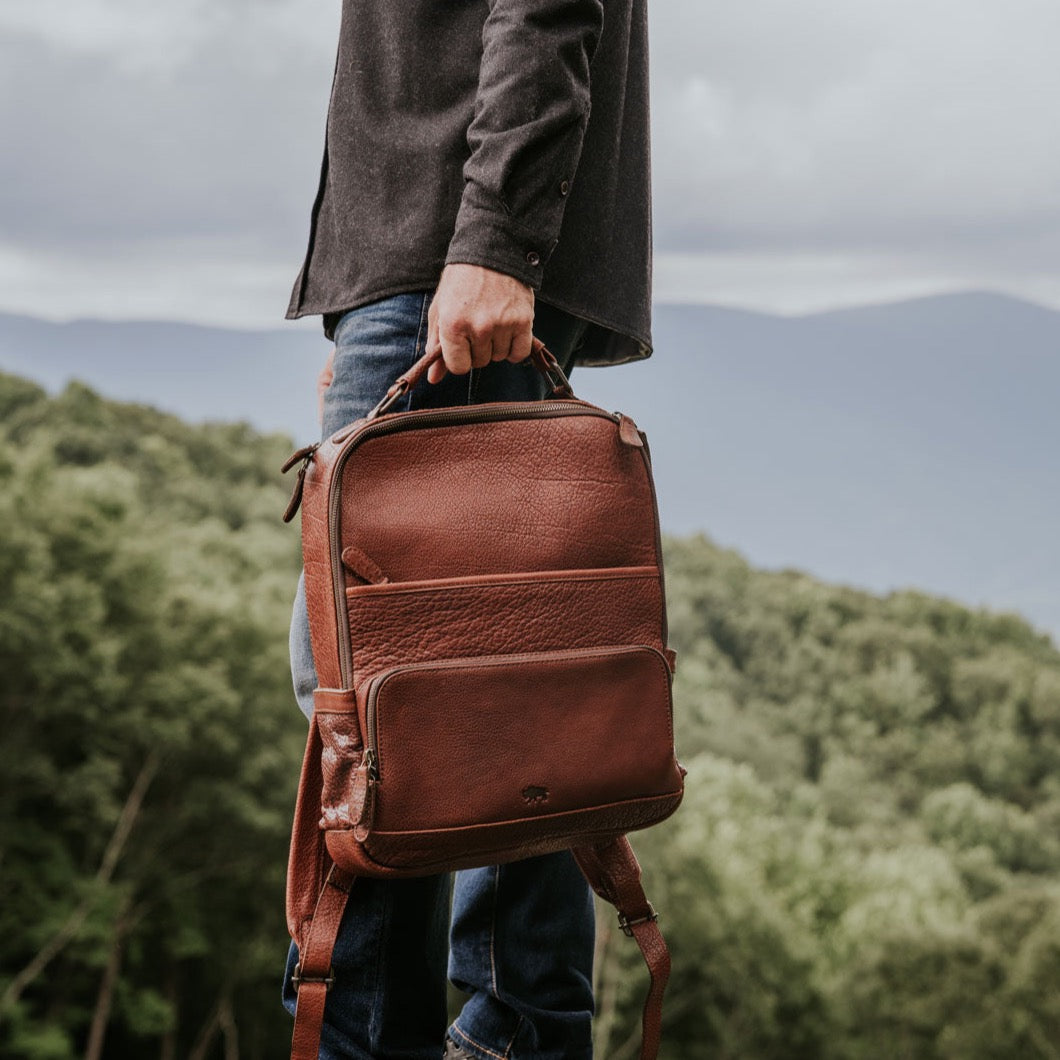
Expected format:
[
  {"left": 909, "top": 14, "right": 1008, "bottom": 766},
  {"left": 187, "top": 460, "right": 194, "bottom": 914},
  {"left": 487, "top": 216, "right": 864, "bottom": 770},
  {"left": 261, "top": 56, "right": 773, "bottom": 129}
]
[
  {"left": 318, "top": 346, "right": 336, "bottom": 390},
  {"left": 317, "top": 346, "right": 336, "bottom": 425},
  {"left": 509, "top": 326, "right": 533, "bottom": 365},
  {"left": 424, "top": 263, "right": 536, "bottom": 383},
  {"left": 468, "top": 327, "right": 494, "bottom": 369},
  {"left": 439, "top": 321, "right": 473, "bottom": 376},
  {"left": 491, "top": 328, "right": 515, "bottom": 362}
]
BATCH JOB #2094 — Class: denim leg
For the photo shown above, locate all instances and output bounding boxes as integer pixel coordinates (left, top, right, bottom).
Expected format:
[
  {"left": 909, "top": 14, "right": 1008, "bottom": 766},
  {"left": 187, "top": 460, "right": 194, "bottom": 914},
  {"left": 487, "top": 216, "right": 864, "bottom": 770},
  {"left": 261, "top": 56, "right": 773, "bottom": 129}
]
[
  {"left": 289, "top": 570, "right": 317, "bottom": 722},
  {"left": 284, "top": 291, "right": 597, "bottom": 1058},
  {"left": 448, "top": 856, "right": 596, "bottom": 1060}
]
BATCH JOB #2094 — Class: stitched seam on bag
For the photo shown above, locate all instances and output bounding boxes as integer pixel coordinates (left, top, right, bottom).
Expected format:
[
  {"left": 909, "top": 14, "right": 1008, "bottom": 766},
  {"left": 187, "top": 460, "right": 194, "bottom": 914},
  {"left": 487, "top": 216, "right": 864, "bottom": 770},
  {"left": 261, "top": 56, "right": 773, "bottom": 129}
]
[
  {"left": 366, "top": 788, "right": 682, "bottom": 838},
  {"left": 345, "top": 567, "right": 660, "bottom": 599}
]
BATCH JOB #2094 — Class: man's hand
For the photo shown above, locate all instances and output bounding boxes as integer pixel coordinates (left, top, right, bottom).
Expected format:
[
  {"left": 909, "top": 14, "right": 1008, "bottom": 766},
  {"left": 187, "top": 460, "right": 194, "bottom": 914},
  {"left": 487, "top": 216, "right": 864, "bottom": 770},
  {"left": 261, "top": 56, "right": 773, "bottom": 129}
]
[
  {"left": 424, "top": 263, "right": 535, "bottom": 384},
  {"left": 317, "top": 346, "right": 335, "bottom": 425}
]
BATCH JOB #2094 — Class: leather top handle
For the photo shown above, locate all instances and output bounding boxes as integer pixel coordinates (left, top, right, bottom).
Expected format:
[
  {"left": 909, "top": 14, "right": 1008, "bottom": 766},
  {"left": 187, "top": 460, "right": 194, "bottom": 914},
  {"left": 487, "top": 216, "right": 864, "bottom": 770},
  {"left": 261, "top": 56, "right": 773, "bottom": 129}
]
[{"left": 367, "top": 336, "right": 576, "bottom": 419}]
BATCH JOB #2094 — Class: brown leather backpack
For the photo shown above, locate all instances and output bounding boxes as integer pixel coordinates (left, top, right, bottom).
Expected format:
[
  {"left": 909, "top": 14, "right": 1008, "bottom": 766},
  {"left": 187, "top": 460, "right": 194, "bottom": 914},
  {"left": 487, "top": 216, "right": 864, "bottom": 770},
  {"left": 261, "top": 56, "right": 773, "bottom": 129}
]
[{"left": 282, "top": 341, "right": 685, "bottom": 1059}]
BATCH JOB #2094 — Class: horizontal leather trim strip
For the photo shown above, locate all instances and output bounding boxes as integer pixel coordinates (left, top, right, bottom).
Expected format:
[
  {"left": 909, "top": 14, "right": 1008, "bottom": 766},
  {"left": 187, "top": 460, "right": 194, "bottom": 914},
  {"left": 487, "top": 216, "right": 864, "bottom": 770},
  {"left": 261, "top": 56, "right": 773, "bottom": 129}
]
[{"left": 312, "top": 687, "right": 358, "bottom": 714}]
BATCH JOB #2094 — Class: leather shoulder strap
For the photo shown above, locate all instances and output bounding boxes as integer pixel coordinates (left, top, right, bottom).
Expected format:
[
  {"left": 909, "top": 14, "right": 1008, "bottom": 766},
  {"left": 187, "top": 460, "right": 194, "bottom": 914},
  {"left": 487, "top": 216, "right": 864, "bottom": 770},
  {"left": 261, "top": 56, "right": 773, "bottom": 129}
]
[
  {"left": 287, "top": 715, "right": 329, "bottom": 944},
  {"left": 287, "top": 706, "right": 359, "bottom": 1059},
  {"left": 572, "top": 837, "right": 670, "bottom": 1060},
  {"left": 289, "top": 863, "right": 355, "bottom": 1060}
]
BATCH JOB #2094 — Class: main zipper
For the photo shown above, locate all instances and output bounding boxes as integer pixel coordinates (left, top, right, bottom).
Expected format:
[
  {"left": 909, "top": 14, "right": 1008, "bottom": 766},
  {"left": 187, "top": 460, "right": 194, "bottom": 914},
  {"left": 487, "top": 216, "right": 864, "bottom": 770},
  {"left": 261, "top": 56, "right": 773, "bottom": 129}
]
[{"left": 326, "top": 401, "right": 629, "bottom": 688}]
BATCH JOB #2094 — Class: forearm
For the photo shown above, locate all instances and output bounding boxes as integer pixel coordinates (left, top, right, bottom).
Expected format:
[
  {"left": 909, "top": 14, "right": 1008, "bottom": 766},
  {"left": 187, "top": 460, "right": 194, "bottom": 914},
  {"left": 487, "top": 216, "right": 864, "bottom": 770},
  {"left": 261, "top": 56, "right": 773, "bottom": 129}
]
[{"left": 445, "top": 0, "right": 605, "bottom": 287}]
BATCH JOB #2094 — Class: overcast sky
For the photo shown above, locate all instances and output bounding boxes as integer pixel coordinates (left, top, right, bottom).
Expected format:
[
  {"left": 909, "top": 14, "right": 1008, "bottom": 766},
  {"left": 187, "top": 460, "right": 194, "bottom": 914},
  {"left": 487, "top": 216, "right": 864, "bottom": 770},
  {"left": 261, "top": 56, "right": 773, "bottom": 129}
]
[{"left": 1, "top": 0, "right": 1058, "bottom": 328}]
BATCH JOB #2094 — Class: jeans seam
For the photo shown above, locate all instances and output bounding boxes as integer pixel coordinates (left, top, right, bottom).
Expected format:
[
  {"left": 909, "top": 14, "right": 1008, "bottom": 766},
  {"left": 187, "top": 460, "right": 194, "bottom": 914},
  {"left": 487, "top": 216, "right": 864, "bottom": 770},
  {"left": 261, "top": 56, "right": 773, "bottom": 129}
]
[
  {"left": 488, "top": 864, "right": 500, "bottom": 996},
  {"left": 415, "top": 292, "right": 431, "bottom": 358},
  {"left": 367, "top": 883, "right": 389, "bottom": 1051},
  {"left": 502, "top": 1015, "right": 525, "bottom": 1058},
  {"left": 451, "top": 1024, "right": 509, "bottom": 1060},
  {"left": 488, "top": 865, "right": 524, "bottom": 1058},
  {"left": 407, "top": 292, "right": 432, "bottom": 411}
]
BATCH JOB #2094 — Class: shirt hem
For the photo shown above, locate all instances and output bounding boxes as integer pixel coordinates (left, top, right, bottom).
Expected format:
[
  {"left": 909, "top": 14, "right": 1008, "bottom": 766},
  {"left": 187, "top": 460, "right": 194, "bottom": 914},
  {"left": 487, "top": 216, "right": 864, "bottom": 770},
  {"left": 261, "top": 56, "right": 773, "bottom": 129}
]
[
  {"left": 535, "top": 294, "right": 653, "bottom": 366},
  {"left": 286, "top": 277, "right": 443, "bottom": 341}
]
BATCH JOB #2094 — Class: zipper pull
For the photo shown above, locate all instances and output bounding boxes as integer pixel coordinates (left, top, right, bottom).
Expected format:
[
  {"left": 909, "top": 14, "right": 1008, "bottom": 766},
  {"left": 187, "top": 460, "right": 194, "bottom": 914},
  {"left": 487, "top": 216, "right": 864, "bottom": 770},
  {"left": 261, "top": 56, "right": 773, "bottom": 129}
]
[
  {"left": 352, "top": 749, "right": 378, "bottom": 842},
  {"left": 615, "top": 413, "right": 644, "bottom": 448},
  {"left": 341, "top": 545, "right": 390, "bottom": 585},
  {"left": 281, "top": 443, "right": 320, "bottom": 523}
]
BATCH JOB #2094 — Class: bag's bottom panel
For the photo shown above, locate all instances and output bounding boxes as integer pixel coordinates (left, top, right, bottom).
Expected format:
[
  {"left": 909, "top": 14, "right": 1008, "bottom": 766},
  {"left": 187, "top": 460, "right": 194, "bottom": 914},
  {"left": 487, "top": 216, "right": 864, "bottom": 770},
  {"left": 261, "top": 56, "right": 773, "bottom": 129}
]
[{"left": 327, "top": 789, "right": 683, "bottom": 876}]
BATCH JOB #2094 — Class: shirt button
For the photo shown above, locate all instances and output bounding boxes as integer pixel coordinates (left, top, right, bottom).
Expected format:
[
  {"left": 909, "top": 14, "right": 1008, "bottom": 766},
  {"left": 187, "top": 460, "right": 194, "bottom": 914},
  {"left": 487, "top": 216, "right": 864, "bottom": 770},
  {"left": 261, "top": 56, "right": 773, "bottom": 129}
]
[
  {"left": 559, "top": 179, "right": 570, "bottom": 196},
  {"left": 526, "top": 251, "right": 541, "bottom": 266}
]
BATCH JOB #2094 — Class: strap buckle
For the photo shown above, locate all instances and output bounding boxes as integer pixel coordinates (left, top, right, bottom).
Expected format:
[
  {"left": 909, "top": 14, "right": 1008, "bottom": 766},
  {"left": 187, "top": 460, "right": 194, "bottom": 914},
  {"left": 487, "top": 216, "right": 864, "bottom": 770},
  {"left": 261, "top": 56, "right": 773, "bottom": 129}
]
[
  {"left": 617, "top": 904, "right": 658, "bottom": 937},
  {"left": 291, "top": 961, "right": 335, "bottom": 993},
  {"left": 367, "top": 380, "right": 409, "bottom": 420},
  {"left": 534, "top": 346, "right": 575, "bottom": 398}
]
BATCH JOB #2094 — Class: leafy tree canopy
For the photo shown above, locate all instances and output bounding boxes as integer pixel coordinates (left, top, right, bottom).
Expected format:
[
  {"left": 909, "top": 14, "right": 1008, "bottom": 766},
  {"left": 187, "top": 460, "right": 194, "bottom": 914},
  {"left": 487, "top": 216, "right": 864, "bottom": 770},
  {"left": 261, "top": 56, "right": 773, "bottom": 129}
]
[{"left": 2, "top": 372, "right": 1058, "bottom": 1058}]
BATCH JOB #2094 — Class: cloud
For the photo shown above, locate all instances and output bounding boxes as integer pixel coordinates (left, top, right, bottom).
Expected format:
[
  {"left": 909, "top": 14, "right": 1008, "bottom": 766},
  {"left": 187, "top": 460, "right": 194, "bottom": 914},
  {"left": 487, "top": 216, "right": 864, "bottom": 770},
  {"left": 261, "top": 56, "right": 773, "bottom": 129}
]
[
  {"left": 1, "top": 0, "right": 1059, "bottom": 325},
  {"left": 0, "top": 0, "right": 337, "bottom": 252},
  {"left": 649, "top": 0, "right": 1060, "bottom": 249}
]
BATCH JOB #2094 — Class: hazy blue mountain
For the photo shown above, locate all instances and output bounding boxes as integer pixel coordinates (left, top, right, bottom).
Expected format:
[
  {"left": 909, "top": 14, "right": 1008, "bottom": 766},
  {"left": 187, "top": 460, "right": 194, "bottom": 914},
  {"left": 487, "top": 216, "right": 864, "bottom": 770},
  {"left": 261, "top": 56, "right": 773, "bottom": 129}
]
[
  {"left": 0, "top": 312, "right": 327, "bottom": 444},
  {"left": 2, "top": 291, "right": 1056, "bottom": 642}
]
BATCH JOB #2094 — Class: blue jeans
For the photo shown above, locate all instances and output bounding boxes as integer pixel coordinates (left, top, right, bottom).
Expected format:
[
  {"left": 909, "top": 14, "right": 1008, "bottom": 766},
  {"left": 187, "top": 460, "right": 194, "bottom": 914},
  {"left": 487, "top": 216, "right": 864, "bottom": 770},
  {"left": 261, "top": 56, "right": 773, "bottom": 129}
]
[{"left": 283, "top": 291, "right": 597, "bottom": 1060}]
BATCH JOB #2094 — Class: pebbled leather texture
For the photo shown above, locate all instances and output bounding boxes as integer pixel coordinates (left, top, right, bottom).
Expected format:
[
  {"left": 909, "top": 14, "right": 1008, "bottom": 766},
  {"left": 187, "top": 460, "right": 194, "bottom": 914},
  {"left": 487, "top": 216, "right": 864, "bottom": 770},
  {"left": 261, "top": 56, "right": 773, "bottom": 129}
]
[
  {"left": 317, "top": 714, "right": 363, "bottom": 831},
  {"left": 337, "top": 410, "right": 660, "bottom": 582},
  {"left": 286, "top": 398, "right": 682, "bottom": 1059},
  {"left": 346, "top": 565, "right": 665, "bottom": 689},
  {"left": 366, "top": 646, "right": 678, "bottom": 833}
]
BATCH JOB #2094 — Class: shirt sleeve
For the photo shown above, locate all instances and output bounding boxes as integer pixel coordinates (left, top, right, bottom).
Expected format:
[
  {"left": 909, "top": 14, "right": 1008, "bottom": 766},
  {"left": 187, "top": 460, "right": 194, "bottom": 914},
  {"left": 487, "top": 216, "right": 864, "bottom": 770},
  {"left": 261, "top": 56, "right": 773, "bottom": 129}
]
[{"left": 444, "top": 0, "right": 605, "bottom": 288}]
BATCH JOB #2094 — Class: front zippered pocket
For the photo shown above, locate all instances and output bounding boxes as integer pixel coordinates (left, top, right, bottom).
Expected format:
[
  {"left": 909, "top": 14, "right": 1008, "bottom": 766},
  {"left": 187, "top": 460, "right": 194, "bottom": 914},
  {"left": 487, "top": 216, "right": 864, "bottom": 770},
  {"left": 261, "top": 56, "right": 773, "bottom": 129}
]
[{"left": 351, "top": 643, "right": 683, "bottom": 863}]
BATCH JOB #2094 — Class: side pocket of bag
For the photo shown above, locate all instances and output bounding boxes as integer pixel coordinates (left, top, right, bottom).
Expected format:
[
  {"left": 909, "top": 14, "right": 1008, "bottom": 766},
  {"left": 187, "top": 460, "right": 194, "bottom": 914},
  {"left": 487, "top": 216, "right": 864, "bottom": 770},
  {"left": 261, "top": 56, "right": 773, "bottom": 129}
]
[{"left": 313, "top": 688, "right": 367, "bottom": 831}]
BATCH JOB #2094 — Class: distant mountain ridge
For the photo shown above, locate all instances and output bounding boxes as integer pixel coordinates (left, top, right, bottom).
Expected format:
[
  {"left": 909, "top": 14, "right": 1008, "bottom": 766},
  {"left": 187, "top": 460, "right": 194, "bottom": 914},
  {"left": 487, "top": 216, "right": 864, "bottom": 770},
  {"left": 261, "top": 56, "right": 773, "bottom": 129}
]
[{"left": 2, "top": 290, "right": 1056, "bottom": 643}]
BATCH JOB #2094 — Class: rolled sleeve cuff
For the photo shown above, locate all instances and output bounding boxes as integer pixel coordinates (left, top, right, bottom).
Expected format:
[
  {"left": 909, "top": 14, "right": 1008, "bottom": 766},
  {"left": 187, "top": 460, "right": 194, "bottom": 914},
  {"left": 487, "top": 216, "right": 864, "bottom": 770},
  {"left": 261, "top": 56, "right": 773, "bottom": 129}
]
[{"left": 444, "top": 185, "right": 561, "bottom": 289}]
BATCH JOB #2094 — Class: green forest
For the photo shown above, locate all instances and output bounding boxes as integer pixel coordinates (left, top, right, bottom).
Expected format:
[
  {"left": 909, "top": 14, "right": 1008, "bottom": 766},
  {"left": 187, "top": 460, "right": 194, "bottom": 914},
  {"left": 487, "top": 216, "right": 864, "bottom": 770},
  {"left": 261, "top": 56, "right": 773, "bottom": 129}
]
[{"left": 1, "top": 371, "right": 1058, "bottom": 1059}]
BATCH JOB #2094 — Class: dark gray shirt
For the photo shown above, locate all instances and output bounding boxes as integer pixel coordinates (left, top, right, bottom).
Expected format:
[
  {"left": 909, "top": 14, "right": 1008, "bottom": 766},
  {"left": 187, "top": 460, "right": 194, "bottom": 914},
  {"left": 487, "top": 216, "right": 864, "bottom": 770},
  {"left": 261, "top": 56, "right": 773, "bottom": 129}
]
[{"left": 285, "top": 0, "right": 652, "bottom": 367}]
